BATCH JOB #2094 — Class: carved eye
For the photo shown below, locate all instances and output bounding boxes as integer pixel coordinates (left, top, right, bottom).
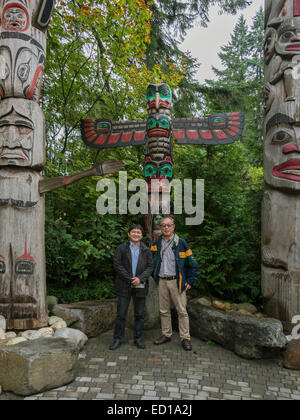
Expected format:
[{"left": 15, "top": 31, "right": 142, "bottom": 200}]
[
  {"left": 281, "top": 31, "right": 295, "bottom": 42},
  {"left": 272, "top": 130, "right": 292, "bottom": 144},
  {"left": 17, "top": 126, "right": 32, "bottom": 135},
  {"left": 0, "top": 125, "right": 9, "bottom": 133}
]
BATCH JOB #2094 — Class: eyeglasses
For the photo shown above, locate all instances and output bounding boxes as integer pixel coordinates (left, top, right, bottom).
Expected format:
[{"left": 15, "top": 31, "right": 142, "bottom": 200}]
[{"left": 160, "top": 224, "right": 174, "bottom": 228}]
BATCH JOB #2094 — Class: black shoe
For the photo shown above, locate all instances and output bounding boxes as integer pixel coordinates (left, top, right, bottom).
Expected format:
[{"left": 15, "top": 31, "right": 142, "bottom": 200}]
[
  {"left": 181, "top": 339, "right": 192, "bottom": 351},
  {"left": 109, "top": 340, "right": 122, "bottom": 350},
  {"left": 134, "top": 339, "right": 145, "bottom": 349}
]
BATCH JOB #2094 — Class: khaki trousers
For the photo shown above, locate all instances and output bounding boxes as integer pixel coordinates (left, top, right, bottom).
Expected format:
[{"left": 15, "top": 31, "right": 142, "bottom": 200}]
[{"left": 158, "top": 278, "right": 190, "bottom": 340}]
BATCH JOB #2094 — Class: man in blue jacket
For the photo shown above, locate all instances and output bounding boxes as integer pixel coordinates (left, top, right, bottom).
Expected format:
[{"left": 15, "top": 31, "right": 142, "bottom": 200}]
[{"left": 151, "top": 216, "right": 200, "bottom": 351}]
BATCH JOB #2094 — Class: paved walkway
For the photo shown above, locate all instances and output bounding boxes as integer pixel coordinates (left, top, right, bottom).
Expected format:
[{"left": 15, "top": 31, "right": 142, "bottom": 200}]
[{"left": 2, "top": 328, "right": 300, "bottom": 400}]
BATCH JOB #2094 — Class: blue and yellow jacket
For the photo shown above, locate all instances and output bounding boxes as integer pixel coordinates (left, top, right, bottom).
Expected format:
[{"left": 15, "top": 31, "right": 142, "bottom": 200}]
[{"left": 151, "top": 234, "right": 200, "bottom": 294}]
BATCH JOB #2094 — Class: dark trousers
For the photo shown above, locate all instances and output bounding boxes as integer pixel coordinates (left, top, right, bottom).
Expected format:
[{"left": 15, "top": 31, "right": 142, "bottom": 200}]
[{"left": 113, "top": 293, "right": 146, "bottom": 341}]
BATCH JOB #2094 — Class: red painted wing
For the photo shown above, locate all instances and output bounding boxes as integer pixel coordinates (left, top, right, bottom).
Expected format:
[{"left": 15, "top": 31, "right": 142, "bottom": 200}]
[
  {"left": 173, "top": 112, "right": 245, "bottom": 145},
  {"left": 81, "top": 118, "right": 147, "bottom": 149}
]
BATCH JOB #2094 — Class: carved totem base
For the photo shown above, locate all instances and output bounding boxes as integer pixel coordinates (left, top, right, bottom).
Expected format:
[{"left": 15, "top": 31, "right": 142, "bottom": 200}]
[{"left": 262, "top": 186, "right": 300, "bottom": 321}]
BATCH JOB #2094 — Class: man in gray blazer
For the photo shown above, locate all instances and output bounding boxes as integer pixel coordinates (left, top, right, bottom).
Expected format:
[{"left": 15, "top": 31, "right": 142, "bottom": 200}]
[{"left": 110, "top": 224, "right": 153, "bottom": 350}]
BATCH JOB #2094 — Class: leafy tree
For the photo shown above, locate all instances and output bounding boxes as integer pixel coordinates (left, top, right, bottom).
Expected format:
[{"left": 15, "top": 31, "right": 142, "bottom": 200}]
[{"left": 179, "top": 8, "right": 265, "bottom": 303}]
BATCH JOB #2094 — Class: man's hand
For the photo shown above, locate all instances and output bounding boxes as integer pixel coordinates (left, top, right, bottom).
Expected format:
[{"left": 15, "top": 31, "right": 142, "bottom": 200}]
[
  {"left": 131, "top": 277, "right": 141, "bottom": 286},
  {"left": 186, "top": 284, "right": 191, "bottom": 291}
]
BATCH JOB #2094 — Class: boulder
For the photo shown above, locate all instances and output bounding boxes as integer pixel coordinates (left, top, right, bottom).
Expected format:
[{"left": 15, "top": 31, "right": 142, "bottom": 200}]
[
  {"left": 5, "top": 332, "right": 17, "bottom": 339},
  {"left": 38, "top": 327, "right": 54, "bottom": 337},
  {"left": 48, "top": 316, "right": 64, "bottom": 326},
  {"left": 52, "top": 299, "right": 117, "bottom": 338},
  {"left": 54, "top": 328, "right": 88, "bottom": 350},
  {"left": 6, "top": 337, "right": 27, "bottom": 346},
  {"left": 21, "top": 330, "right": 41, "bottom": 340},
  {"left": 188, "top": 298, "right": 287, "bottom": 359},
  {"left": 283, "top": 339, "right": 300, "bottom": 370},
  {"left": 197, "top": 297, "right": 212, "bottom": 308},
  {"left": 235, "top": 303, "right": 258, "bottom": 314},
  {"left": 0, "top": 338, "right": 79, "bottom": 396},
  {"left": 126, "top": 277, "right": 160, "bottom": 330},
  {"left": 47, "top": 296, "right": 58, "bottom": 312},
  {"left": 51, "top": 321, "right": 67, "bottom": 331}
]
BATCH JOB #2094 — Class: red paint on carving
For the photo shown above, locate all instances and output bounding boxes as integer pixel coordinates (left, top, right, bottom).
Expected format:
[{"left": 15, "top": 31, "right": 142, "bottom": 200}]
[
  {"left": 225, "top": 129, "right": 238, "bottom": 136},
  {"left": 2, "top": 3, "right": 30, "bottom": 32},
  {"left": 286, "top": 44, "right": 300, "bottom": 51},
  {"left": 213, "top": 130, "right": 227, "bottom": 140},
  {"left": 173, "top": 130, "right": 185, "bottom": 139},
  {"left": 120, "top": 132, "right": 132, "bottom": 143},
  {"left": 165, "top": 156, "right": 172, "bottom": 162},
  {"left": 294, "top": 0, "right": 300, "bottom": 16},
  {"left": 282, "top": 144, "right": 299, "bottom": 153},
  {"left": 108, "top": 133, "right": 121, "bottom": 144},
  {"left": 94, "top": 135, "right": 109, "bottom": 145},
  {"left": 17, "top": 238, "right": 36, "bottom": 263},
  {"left": 0, "top": 254, "right": 4, "bottom": 260},
  {"left": 134, "top": 131, "right": 146, "bottom": 141},
  {"left": 187, "top": 130, "right": 199, "bottom": 140},
  {"left": 273, "top": 159, "right": 300, "bottom": 181},
  {"left": 228, "top": 125, "right": 239, "bottom": 132},
  {"left": 26, "top": 66, "right": 44, "bottom": 103},
  {"left": 200, "top": 131, "right": 213, "bottom": 140},
  {"left": 85, "top": 135, "right": 97, "bottom": 143}
]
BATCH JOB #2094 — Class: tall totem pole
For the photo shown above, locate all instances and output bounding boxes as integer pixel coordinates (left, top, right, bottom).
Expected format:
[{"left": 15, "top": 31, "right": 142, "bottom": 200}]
[
  {"left": 263, "top": 0, "right": 300, "bottom": 321},
  {"left": 0, "top": 0, "right": 123, "bottom": 330}
]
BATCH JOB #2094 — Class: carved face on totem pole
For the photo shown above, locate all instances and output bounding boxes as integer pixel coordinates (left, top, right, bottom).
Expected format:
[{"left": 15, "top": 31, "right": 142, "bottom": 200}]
[
  {"left": 0, "top": 98, "right": 45, "bottom": 169},
  {"left": 145, "top": 83, "right": 174, "bottom": 192},
  {"left": 264, "top": 102, "right": 300, "bottom": 191},
  {"left": 0, "top": 0, "right": 53, "bottom": 102},
  {"left": 275, "top": 18, "right": 300, "bottom": 56},
  {"left": 146, "top": 83, "right": 172, "bottom": 114}
]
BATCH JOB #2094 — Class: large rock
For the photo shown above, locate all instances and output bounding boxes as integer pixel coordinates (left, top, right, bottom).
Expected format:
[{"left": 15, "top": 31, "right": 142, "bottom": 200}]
[
  {"left": 54, "top": 328, "right": 88, "bottom": 350},
  {"left": 126, "top": 277, "right": 160, "bottom": 330},
  {"left": 188, "top": 298, "right": 287, "bottom": 359},
  {"left": 0, "top": 338, "right": 79, "bottom": 396},
  {"left": 283, "top": 339, "right": 300, "bottom": 370},
  {"left": 52, "top": 299, "right": 117, "bottom": 337}
]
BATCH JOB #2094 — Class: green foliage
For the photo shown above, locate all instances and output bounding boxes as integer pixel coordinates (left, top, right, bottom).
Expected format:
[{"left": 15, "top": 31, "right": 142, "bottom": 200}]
[
  {"left": 44, "top": 1, "right": 263, "bottom": 304},
  {"left": 174, "top": 141, "right": 263, "bottom": 303}
]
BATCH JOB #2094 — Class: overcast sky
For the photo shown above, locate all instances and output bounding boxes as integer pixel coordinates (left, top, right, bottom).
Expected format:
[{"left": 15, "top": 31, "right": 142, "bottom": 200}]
[{"left": 180, "top": 0, "right": 264, "bottom": 83}]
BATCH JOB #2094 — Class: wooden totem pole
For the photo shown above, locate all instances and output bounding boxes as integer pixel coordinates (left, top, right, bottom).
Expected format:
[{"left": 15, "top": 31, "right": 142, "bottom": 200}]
[
  {"left": 262, "top": 0, "right": 300, "bottom": 321},
  {"left": 0, "top": 0, "right": 123, "bottom": 330},
  {"left": 81, "top": 84, "right": 244, "bottom": 243}
]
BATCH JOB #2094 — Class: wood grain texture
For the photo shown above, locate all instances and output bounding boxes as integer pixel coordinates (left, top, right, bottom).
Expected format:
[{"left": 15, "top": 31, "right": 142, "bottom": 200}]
[
  {"left": 262, "top": 0, "right": 300, "bottom": 321},
  {"left": 0, "top": 169, "right": 47, "bottom": 329}
]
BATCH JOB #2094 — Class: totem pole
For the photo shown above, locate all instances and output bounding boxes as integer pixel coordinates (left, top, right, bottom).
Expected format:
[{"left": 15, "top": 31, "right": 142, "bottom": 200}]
[
  {"left": 262, "top": 0, "right": 300, "bottom": 322},
  {"left": 0, "top": 0, "right": 124, "bottom": 330},
  {"left": 81, "top": 83, "right": 244, "bottom": 243}
]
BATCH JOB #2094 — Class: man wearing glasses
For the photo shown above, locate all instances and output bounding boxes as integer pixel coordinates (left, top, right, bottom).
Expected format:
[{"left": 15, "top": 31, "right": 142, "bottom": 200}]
[
  {"left": 110, "top": 224, "right": 153, "bottom": 350},
  {"left": 151, "top": 216, "right": 200, "bottom": 351}
]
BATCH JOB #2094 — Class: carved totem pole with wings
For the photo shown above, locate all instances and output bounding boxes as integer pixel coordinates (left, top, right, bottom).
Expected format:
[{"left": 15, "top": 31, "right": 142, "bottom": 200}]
[
  {"left": 81, "top": 83, "right": 245, "bottom": 242},
  {"left": 0, "top": 0, "right": 123, "bottom": 330}
]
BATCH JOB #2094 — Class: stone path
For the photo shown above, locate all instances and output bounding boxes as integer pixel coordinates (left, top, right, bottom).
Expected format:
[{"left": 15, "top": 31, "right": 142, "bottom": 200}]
[{"left": 1, "top": 328, "right": 300, "bottom": 400}]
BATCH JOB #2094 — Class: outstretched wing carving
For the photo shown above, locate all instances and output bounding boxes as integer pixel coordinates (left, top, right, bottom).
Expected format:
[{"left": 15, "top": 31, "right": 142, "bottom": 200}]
[
  {"left": 80, "top": 118, "right": 147, "bottom": 149},
  {"left": 173, "top": 112, "right": 244, "bottom": 145}
]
